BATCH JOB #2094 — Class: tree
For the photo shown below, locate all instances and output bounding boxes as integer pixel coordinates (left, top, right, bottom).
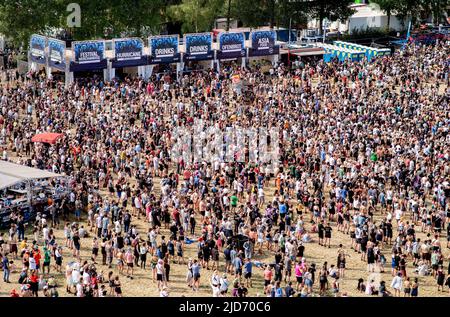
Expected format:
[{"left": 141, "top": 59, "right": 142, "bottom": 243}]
[
  {"left": 426, "top": 0, "right": 449, "bottom": 25},
  {"left": 227, "top": 0, "right": 232, "bottom": 30},
  {"left": 0, "top": 0, "right": 166, "bottom": 46},
  {"left": 370, "top": 0, "right": 399, "bottom": 29},
  {"left": 110, "top": 0, "right": 164, "bottom": 37},
  {"left": 306, "top": 0, "right": 355, "bottom": 34},
  {"left": 276, "top": 0, "right": 309, "bottom": 30},
  {"left": 0, "top": 0, "right": 63, "bottom": 47},
  {"left": 394, "top": 0, "right": 425, "bottom": 27},
  {"left": 230, "top": 0, "right": 272, "bottom": 28},
  {"left": 167, "top": 0, "right": 224, "bottom": 34}
]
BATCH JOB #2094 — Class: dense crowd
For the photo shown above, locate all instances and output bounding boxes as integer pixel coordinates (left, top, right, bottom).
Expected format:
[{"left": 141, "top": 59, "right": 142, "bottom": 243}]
[{"left": 0, "top": 41, "right": 449, "bottom": 297}]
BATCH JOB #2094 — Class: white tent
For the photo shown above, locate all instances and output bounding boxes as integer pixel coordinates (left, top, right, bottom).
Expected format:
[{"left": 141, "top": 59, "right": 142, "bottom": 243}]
[{"left": 0, "top": 160, "right": 62, "bottom": 190}]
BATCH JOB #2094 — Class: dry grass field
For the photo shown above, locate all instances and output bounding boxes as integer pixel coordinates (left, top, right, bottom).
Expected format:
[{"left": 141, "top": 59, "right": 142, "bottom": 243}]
[
  {"left": 0, "top": 174, "right": 449, "bottom": 298},
  {"left": 0, "top": 76, "right": 449, "bottom": 298}
]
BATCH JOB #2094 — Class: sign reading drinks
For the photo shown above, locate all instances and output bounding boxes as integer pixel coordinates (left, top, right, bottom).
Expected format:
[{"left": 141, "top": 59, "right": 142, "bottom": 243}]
[
  {"left": 48, "top": 38, "right": 66, "bottom": 71},
  {"left": 114, "top": 38, "right": 143, "bottom": 61},
  {"left": 184, "top": 33, "right": 213, "bottom": 61},
  {"left": 249, "top": 30, "right": 279, "bottom": 57},
  {"left": 30, "top": 34, "right": 46, "bottom": 64},
  {"left": 73, "top": 41, "right": 105, "bottom": 64},
  {"left": 149, "top": 35, "right": 180, "bottom": 64},
  {"left": 217, "top": 32, "right": 246, "bottom": 60}
]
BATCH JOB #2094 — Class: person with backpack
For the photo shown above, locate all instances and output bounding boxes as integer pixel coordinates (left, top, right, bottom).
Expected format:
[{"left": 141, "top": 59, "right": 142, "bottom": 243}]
[{"left": 123, "top": 211, "right": 131, "bottom": 233}]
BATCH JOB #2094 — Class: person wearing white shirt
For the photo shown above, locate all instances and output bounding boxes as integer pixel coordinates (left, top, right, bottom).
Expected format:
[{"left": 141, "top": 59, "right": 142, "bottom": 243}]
[
  {"left": 394, "top": 209, "right": 403, "bottom": 223},
  {"left": 29, "top": 256, "right": 37, "bottom": 271},
  {"left": 210, "top": 271, "right": 221, "bottom": 297},
  {"left": 42, "top": 225, "right": 49, "bottom": 243},
  {"left": 390, "top": 273, "right": 403, "bottom": 297},
  {"left": 76, "top": 280, "right": 84, "bottom": 297},
  {"left": 82, "top": 270, "right": 90, "bottom": 285},
  {"left": 219, "top": 274, "right": 229, "bottom": 294}
]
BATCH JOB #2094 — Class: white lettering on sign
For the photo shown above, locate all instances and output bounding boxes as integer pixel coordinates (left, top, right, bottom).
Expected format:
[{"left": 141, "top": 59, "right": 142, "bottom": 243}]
[
  {"left": 78, "top": 51, "right": 100, "bottom": 63},
  {"left": 155, "top": 47, "right": 175, "bottom": 57},
  {"left": 117, "top": 51, "right": 141, "bottom": 60},
  {"left": 31, "top": 48, "right": 44, "bottom": 57},
  {"left": 189, "top": 45, "right": 208, "bottom": 55},
  {"left": 222, "top": 43, "right": 242, "bottom": 52},
  {"left": 257, "top": 37, "right": 271, "bottom": 50},
  {"left": 50, "top": 50, "right": 62, "bottom": 62}
]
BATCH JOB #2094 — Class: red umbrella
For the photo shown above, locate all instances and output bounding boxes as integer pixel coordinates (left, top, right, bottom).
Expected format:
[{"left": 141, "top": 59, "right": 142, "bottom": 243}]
[{"left": 31, "top": 133, "right": 64, "bottom": 144}]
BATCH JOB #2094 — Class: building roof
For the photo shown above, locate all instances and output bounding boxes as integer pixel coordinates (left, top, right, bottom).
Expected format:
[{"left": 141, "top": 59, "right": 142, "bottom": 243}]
[
  {"left": 350, "top": 4, "right": 390, "bottom": 18},
  {"left": 0, "top": 160, "right": 62, "bottom": 190}
]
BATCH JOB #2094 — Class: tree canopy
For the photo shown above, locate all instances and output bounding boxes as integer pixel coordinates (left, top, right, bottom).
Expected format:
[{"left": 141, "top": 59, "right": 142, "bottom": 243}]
[{"left": 0, "top": 0, "right": 441, "bottom": 47}]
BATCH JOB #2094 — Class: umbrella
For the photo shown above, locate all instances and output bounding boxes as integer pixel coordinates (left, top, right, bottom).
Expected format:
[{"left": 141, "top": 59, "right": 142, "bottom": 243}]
[{"left": 31, "top": 133, "right": 64, "bottom": 144}]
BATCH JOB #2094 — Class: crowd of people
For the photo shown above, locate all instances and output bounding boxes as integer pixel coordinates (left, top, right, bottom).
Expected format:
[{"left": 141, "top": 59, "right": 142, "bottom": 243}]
[{"left": 0, "top": 41, "right": 449, "bottom": 297}]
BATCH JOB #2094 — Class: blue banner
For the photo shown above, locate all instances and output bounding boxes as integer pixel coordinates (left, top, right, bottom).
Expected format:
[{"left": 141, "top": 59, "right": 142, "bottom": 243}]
[
  {"left": 73, "top": 41, "right": 105, "bottom": 64},
  {"left": 149, "top": 35, "right": 180, "bottom": 64},
  {"left": 47, "top": 38, "right": 66, "bottom": 71},
  {"left": 71, "top": 41, "right": 107, "bottom": 72},
  {"left": 184, "top": 33, "right": 213, "bottom": 62},
  {"left": 249, "top": 30, "right": 279, "bottom": 57},
  {"left": 112, "top": 38, "right": 147, "bottom": 68},
  {"left": 217, "top": 32, "right": 246, "bottom": 60},
  {"left": 30, "top": 34, "right": 47, "bottom": 64}
]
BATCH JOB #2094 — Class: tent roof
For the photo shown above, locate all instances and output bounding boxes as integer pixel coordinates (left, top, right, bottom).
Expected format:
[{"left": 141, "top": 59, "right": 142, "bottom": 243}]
[
  {"left": 0, "top": 160, "right": 62, "bottom": 190},
  {"left": 31, "top": 133, "right": 64, "bottom": 144}
]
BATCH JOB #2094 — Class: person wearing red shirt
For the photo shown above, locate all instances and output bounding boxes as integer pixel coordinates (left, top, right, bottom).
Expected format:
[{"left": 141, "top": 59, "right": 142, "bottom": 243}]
[
  {"left": 172, "top": 208, "right": 180, "bottom": 226},
  {"left": 183, "top": 169, "right": 191, "bottom": 181},
  {"left": 91, "top": 275, "right": 99, "bottom": 297},
  {"left": 33, "top": 249, "right": 41, "bottom": 272},
  {"left": 29, "top": 271, "right": 39, "bottom": 297}
]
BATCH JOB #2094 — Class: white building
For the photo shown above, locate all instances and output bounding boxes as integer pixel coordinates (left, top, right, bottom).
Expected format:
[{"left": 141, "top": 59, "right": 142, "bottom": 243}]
[
  {"left": 307, "top": 4, "right": 406, "bottom": 35},
  {"left": 347, "top": 4, "right": 405, "bottom": 34}
]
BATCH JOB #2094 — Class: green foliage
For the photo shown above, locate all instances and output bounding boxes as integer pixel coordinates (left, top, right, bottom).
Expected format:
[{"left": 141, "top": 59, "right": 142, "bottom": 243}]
[
  {"left": 228, "top": 0, "right": 308, "bottom": 29},
  {"left": 276, "top": 0, "right": 309, "bottom": 29},
  {"left": 306, "top": 0, "right": 356, "bottom": 34},
  {"left": 230, "top": 0, "right": 272, "bottom": 28},
  {"left": 167, "top": 0, "right": 224, "bottom": 34},
  {"left": 0, "top": 0, "right": 64, "bottom": 47},
  {"left": 342, "top": 26, "right": 392, "bottom": 40},
  {"left": 0, "top": 0, "right": 165, "bottom": 46},
  {"left": 3, "top": 0, "right": 444, "bottom": 50}
]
